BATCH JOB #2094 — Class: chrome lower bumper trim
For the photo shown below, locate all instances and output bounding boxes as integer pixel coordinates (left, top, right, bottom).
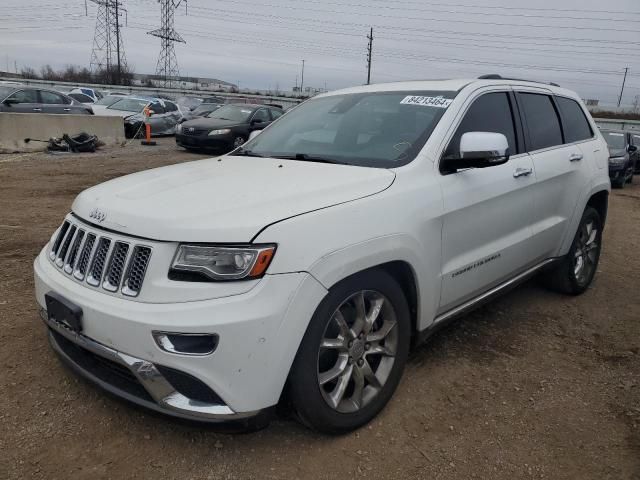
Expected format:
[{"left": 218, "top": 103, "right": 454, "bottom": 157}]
[{"left": 42, "top": 309, "right": 261, "bottom": 422}]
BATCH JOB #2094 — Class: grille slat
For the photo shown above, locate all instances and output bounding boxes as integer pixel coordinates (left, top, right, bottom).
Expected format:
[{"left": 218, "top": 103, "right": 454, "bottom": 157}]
[
  {"left": 103, "top": 242, "right": 130, "bottom": 292},
  {"left": 87, "top": 238, "right": 112, "bottom": 287},
  {"left": 122, "top": 246, "right": 152, "bottom": 297},
  {"left": 51, "top": 219, "right": 152, "bottom": 297},
  {"left": 55, "top": 225, "right": 76, "bottom": 267},
  {"left": 50, "top": 221, "right": 70, "bottom": 260},
  {"left": 64, "top": 230, "right": 85, "bottom": 274},
  {"left": 74, "top": 233, "right": 96, "bottom": 280}
]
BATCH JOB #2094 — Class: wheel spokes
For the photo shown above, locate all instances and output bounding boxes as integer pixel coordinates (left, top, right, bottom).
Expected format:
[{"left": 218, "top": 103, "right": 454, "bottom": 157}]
[
  {"left": 318, "top": 353, "right": 349, "bottom": 385},
  {"left": 359, "top": 359, "right": 382, "bottom": 391},
  {"left": 327, "top": 364, "right": 353, "bottom": 409},
  {"left": 367, "top": 318, "right": 397, "bottom": 343}
]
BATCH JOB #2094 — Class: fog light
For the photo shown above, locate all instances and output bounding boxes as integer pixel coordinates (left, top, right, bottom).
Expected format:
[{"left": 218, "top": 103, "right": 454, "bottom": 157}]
[{"left": 153, "top": 332, "right": 219, "bottom": 356}]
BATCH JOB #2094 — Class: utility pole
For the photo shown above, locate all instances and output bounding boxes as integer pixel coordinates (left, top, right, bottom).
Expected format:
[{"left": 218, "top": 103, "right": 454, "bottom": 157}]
[
  {"left": 300, "top": 59, "right": 305, "bottom": 95},
  {"left": 89, "top": 0, "right": 128, "bottom": 84},
  {"left": 148, "top": 0, "right": 188, "bottom": 88},
  {"left": 114, "top": 0, "right": 122, "bottom": 85},
  {"left": 366, "top": 27, "right": 373, "bottom": 85},
  {"left": 618, "top": 67, "right": 629, "bottom": 107}
]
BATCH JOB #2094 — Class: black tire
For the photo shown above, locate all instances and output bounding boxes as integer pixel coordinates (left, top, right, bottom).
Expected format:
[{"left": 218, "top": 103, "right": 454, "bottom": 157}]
[
  {"left": 288, "top": 269, "right": 411, "bottom": 434},
  {"left": 541, "top": 207, "right": 602, "bottom": 295}
]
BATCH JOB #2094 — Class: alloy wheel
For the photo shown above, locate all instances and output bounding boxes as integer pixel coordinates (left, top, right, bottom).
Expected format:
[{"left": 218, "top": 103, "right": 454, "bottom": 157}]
[
  {"left": 233, "top": 136, "right": 245, "bottom": 148},
  {"left": 317, "top": 290, "right": 398, "bottom": 413},
  {"left": 573, "top": 220, "right": 599, "bottom": 286}
]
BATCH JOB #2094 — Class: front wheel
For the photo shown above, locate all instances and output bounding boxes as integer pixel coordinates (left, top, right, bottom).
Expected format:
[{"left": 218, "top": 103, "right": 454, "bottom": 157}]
[
  {"left": 288, "top": 270, "right": 411, "bottom": 434},
  {"left": 541, "top": 206, "right": 602, "bottom": 295}
]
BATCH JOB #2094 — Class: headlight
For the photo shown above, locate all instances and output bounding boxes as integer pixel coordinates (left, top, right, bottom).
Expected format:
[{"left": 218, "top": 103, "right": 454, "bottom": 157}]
[
  {"left": 176, "top": 123, "right": 183, "bottom": 133},
  {"left": 609, "top": 156, "right": 626, "bottom": 165},
  {"left": 171, "top": 244, "right": 276, "bottom": 281},
  {"left": 208, "top": 128, "right": 231, "bottom": 136}
]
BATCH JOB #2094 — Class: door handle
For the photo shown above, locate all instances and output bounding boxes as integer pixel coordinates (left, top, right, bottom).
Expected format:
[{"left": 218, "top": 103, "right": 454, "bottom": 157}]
[
  {"left": 513, "top": 167, "right": 533, "bottom": 178},
  {"left": 63, "top": 108, "right": 71, "bottom": 112},
  {"left": 32, "top": 108, "right": 42, "bottom": 111},
  {"left": 569, "top": 153, "right": 583, "bottom": 162}
]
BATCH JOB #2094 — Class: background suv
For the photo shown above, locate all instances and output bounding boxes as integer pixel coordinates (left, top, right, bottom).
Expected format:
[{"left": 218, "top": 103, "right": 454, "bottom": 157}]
[
  {"left": 34, "top": 77, "right": 609, "bottom": 434},
  {"left": 601, "top": 128, "right": 638, "bottom": 187}
]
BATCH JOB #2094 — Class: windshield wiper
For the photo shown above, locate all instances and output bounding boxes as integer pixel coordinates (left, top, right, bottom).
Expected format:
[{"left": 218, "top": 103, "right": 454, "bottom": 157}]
[
  {"left": 234, "top": 148, "right": 265, "bottom": 157},
  {"left": 271, "top": 153, "right": 346, "bottom": 165}
]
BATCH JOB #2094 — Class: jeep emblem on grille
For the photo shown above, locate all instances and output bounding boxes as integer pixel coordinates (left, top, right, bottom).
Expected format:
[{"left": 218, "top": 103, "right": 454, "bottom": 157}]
[{"left": 89, "top": 208, "right": 107, "bottom": 223}]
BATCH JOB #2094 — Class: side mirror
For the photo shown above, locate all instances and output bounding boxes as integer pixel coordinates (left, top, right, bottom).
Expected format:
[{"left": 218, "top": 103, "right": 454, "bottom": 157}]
[
  {"left": 251, "top": 118, "right": 264, "bottom": 126},
  {"left": 628, "top": 145, "right": 638, "bottom": 153},
  {"left": 248, "top": 130, "right": 261, "bottom": 141},
  {"left": 3, "top": 98, "right": 19, "bottom": 105},
  {"left": 441, "top": 132, "right": 510, "bottom": 173}
]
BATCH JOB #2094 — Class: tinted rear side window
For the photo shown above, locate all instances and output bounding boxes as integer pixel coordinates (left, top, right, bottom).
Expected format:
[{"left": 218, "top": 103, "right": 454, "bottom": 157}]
[
  {"left": 518, "top": 93, "right": 563, "bottom": 151},
  {"left": 556, "top": 96, "right": 592, "bottom": 143},
  {"left": 444, "top": 92, "right": 517, "bottom": 158}
]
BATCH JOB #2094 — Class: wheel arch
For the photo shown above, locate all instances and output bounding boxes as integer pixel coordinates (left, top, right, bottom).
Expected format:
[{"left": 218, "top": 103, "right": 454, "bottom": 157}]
[{"left": 586, "top": 189, "right": 609, "bottom": 228}]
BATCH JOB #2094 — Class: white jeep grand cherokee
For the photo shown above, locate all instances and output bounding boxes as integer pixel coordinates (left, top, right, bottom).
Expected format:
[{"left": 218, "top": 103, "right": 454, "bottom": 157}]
[{"left": 34, "top": 76, "right": 610, "bottom": 433}]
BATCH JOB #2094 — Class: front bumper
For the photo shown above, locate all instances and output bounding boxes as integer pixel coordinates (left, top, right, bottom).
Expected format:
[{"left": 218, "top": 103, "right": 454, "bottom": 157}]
[
  {"left": 34, "top": 250, "right": 328, "bottom": 420},
  {"left": 175, "top": 133, "right": 233, "bottom": 151},
  {"left": 43, "top": 310, "right": 259, "bottom": 422}
]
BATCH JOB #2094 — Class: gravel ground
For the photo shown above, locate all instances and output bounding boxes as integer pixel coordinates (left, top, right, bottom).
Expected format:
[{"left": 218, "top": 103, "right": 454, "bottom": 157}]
[{"left": 1, "top": 138, "right": 638, "bottom": 479}]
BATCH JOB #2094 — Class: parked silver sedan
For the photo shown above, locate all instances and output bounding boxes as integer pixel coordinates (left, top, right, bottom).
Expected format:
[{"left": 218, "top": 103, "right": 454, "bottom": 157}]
[{"left": 0, "top": 85, "right": 94, "bottom": 115}]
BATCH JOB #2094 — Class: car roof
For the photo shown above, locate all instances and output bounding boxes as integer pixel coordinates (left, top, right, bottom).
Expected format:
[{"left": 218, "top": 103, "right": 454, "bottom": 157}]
[{"left": 318, "top": 78, "right": 577, "bottom": 99}]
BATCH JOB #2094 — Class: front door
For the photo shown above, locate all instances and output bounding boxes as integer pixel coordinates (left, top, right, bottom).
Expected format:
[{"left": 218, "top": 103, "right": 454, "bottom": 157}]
[{"left": 438, "top": 90, "right": 538, "bottom": 313}]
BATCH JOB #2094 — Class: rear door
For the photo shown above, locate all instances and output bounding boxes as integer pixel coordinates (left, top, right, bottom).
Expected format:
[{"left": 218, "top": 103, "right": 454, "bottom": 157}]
[
  {"left": 517, "top": 90, "right": 596, "bottom": 259},
  {"left": 438, "top": 89, "right": 538, "bottom": 313}
]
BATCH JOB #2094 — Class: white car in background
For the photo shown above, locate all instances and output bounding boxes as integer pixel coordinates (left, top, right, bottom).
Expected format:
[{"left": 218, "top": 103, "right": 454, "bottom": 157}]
[
  {"left": 93, "top": 96, "right": 184, "bottom": 137},
  {"left": 34, "top": 76, "right": 610, "bottom": 433}
]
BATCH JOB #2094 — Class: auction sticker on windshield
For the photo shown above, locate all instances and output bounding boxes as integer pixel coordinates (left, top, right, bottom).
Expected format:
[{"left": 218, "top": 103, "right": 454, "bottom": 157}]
[{"left": 400, "top": 95, "right": 452, "bottom": 108}]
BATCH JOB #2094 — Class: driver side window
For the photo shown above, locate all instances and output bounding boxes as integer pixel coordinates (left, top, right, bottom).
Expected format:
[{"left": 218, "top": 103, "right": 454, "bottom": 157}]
[
  {"left": 7, "top": 89, "right": 38, "bottom": 104},
  {"left": 444, "top": 92, "right": 517, "bottom": 159}
]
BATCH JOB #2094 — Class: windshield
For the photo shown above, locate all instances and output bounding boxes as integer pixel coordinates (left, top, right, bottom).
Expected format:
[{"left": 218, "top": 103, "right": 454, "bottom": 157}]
[
  {"left": 207, "top": 104, "right": 254, "bottom": 121},
  {"left": 95, "top": 95, "right": 124, "bottom": 106},
  {"left": 108, "top": 98, "right": 149, "bottom": 112},
  {"left": 241, "top": 91, "right": 456, "bottom": 167},
  {"left": 603, "top": 131, "right": 626, "bottom": 150},
  {"left": 193, "top": 103, "right": 221, "bottom": 115}
]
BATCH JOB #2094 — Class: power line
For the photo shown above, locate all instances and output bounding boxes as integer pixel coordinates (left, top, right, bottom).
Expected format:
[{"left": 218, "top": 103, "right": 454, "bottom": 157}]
[{"left": 195, "top": 1, "right": 640, "bottom": 34}]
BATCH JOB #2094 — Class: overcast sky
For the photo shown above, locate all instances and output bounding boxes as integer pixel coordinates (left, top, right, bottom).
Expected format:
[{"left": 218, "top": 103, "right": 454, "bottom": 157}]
[{"left": 2, "top": 0, "right": 639, "bottom": 104}]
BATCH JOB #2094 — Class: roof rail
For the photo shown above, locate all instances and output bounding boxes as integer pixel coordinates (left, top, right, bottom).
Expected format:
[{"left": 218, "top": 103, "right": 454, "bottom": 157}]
[{"left": 477, "top": 74, "right": 560, "bottom": 87}]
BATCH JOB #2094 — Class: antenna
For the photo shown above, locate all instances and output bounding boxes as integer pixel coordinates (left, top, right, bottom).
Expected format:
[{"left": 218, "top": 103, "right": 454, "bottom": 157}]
[
  {"left": 148, "top": 0, "right": 187, "bottom": 88},
  {"left": 89, "top": 0, "right": 128, "bottom": 85}
]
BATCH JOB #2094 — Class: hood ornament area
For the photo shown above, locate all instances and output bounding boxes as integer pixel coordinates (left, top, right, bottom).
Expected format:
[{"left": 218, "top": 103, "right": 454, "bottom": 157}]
[{"left": 89, "top": 208, "right": 107, "bottom": 223}]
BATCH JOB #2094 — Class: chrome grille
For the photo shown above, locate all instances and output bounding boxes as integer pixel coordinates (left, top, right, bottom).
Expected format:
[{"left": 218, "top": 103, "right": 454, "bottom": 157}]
[
  {"left": 181, "top": 127, "right": 208, "bottom": 136},
  {"left": 50, "top": 219, "right": 152, "bottom": 297}
]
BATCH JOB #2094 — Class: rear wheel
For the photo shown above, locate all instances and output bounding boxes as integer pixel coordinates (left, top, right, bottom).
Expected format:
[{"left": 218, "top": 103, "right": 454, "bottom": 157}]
[
  {"left": 289, "top": 270, "right": 410, "bottom": 434},
  {"left": 541, "top": 207, "right": 602, "bottom": 295}
]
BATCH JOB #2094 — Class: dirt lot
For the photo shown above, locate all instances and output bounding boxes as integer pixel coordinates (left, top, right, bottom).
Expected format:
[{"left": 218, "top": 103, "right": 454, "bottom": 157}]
[{"left": 1, "top": 138, "right": 639, "bottom": 479}]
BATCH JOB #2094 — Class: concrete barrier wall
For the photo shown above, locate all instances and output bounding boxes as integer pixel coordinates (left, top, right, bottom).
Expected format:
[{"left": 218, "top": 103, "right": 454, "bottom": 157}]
[
  {"left": 0, "top": 113, "right": 125, "bottom": 153},
  {"left": 594, "top": 118, "right": 640, "bottom": 132}
]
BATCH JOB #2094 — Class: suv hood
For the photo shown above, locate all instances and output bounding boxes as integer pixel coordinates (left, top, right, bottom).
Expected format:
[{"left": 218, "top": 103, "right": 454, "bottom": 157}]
[{"left": 72, "top": 156, "right": 395, "bottom": 242}]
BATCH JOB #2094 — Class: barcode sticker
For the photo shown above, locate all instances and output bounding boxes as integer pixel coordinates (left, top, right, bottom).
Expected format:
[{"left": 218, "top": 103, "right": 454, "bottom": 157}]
[{"left": 400, "top": 95, "right": 453, "bottom": 108}]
